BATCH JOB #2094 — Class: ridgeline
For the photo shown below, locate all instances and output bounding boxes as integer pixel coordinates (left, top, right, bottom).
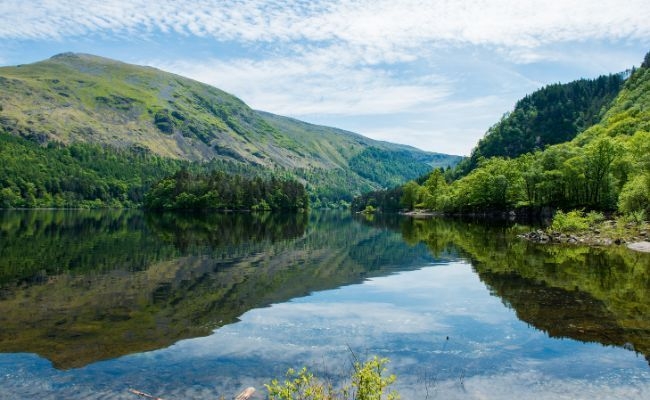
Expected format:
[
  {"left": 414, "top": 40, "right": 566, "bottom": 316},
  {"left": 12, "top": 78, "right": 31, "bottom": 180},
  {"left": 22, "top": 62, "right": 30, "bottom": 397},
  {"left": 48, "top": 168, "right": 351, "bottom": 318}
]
[{"left": 0, "top": 53, "right": 461, "bottom": 209}]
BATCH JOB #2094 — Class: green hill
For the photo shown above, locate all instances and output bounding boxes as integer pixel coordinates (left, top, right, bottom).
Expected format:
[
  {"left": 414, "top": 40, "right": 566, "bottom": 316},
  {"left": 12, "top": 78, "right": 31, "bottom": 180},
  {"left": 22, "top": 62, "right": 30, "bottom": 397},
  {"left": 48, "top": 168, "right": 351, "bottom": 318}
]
[
  {"left": 452, "top": 73, "right": 626, "bottom": 178},
  {"left": 0, "top": 53, "right": 460, "bottom": 208},
  {"left": 354, "top": 50, "right": 650, "bottom": 215}
]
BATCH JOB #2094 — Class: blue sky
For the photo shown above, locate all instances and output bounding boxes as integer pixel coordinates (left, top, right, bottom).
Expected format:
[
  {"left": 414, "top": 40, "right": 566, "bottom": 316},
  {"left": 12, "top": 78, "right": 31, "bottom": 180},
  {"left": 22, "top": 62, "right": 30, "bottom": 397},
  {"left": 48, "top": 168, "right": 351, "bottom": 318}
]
[{"left": 1, "top": 1, "right": 649, "bottom": 156}]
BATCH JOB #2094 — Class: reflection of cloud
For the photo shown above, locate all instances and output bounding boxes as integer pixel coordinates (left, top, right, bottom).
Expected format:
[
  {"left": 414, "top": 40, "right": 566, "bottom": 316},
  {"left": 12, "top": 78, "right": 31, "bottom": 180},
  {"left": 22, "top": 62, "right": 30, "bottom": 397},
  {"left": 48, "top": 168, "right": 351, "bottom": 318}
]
[
  {"left": 160, "top": 263, "right": 514, "bottom": 367},
  {"left": 2, "top": 261, "right": 649, "bottom": 399},
  {"left": 4, "top": 374, "right": 648, "bottom": 400},
  {"left": 394, "top": 369, "right": 650, "bottom": 400}
]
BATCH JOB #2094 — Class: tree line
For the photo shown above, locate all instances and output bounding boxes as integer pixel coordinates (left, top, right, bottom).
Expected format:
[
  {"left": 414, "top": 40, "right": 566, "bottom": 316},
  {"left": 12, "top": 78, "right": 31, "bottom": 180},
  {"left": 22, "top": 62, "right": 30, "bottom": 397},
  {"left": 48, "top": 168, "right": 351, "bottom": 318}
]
[
  {"left": 143, "top": 169, "right": 308, "bottom": 211},
  {"left": 0, "top": 130, "right": 308, "bottom": 211}
]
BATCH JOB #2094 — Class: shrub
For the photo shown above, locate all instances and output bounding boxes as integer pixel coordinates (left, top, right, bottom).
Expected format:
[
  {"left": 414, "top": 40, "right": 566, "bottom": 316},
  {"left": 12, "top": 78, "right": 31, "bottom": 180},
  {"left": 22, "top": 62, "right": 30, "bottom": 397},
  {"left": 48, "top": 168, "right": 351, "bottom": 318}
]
[
  {"left": 265, "top": 356, "right": 399, "bottom": 400},
  {"left": 618, "top": 174, "right": 650, "bottom": 215},
  {"left": 362, "top": 205, "right": 377, "bottom": 214},
  {"left": 621, "top": 210, "right": 647, "bottom": 225},
  {"left": 551, "top": 210, "right": 589, "bottom": 233},
  {"left": 349, "top": 356, "right": 398, "bottom": 400},
  {"left": 266, "top": 367, "right": 334, "bottom": 400},
  {"left": 585, "top": 211, "right": 606, "bottom": 225}
]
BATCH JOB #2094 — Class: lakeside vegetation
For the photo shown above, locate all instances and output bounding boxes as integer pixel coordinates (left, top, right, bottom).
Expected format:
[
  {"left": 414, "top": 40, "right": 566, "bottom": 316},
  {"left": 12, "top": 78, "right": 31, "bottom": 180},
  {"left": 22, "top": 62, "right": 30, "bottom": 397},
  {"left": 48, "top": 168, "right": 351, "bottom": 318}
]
[
  {"left": 353, "top": 52, "right": 650, "bottom": 228},
  {"left": 266, "top": 356, "right": 398, "bottom": 400}
]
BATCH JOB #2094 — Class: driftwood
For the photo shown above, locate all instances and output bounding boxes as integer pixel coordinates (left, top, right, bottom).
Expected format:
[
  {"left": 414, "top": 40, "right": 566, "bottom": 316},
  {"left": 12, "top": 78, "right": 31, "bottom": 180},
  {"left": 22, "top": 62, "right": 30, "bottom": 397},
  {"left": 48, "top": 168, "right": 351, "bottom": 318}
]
[
  {"left": 235, "top": 387, "right": 256, "bottom": 400},
  {"left": 128, "top": 386, "right": 256, "bottom": 400},
  {"left": 128, "top": 389, "right": 165, "bottom": 400}
]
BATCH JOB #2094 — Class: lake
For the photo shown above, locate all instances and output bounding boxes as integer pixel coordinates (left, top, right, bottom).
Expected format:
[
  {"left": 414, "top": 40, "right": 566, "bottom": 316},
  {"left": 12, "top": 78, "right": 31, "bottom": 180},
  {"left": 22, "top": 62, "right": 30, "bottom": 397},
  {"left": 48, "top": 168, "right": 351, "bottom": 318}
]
[{"left": 0, "top": 210, "right": 648, "bottom": 399}]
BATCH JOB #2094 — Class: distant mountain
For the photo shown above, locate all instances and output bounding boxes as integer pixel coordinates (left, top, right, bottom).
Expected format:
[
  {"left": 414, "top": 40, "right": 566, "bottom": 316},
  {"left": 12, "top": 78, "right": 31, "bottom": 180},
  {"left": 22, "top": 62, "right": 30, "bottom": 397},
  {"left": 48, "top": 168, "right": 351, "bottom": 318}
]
[
  {"left": 0, "top": 53, "right": 461, "bottom": 207},
  {"left": 452, "top": 73, "right": 626, "bottom": 178}
]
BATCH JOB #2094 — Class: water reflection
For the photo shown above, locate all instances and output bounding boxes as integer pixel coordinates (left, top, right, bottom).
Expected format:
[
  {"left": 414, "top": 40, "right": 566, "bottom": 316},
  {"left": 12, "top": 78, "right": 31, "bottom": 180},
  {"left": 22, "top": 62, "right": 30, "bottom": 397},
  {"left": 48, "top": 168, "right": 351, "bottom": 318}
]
[
  {"left": 360, "top": 215, "right": 650, "bottom": 364},
  {"left": 0, "top": 210, "right": 648, "bottom": 399},
  {"left": 0, "top": 210, "right": 435, "bottom": 369}
]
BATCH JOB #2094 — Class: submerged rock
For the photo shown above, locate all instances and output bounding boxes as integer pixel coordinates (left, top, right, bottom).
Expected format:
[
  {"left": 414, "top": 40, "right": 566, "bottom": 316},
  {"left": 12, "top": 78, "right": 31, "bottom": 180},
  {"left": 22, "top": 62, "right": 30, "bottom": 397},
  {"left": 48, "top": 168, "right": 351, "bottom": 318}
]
[{"left": 627, "top": 241, "right": 650, "bottom": 253}]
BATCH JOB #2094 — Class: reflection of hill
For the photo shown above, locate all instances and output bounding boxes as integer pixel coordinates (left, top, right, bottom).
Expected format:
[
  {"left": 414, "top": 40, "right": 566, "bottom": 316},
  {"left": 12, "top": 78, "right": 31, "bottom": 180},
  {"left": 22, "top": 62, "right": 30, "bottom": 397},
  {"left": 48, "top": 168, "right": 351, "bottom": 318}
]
[
  {"left": 0, "top": 210, "right": 433, "bottom": 369},
  {"left": 361, "top": 216, "right": 650, "bottom": 362},
  {"left": 479, "top": 272, "right": 637, "bottom": 353}
]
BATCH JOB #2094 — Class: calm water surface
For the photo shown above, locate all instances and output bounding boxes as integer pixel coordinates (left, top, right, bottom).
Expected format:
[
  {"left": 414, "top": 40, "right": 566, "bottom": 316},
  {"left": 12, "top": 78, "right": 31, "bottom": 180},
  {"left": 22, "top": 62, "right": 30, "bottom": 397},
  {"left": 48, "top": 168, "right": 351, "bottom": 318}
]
[{"left": 0, "top": 210, "right": 648, "bottom": 399}]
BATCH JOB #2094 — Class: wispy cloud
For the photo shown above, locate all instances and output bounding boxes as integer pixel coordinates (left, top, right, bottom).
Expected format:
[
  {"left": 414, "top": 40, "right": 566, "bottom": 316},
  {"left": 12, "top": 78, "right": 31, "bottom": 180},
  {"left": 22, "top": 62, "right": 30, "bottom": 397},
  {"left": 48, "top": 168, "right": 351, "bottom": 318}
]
[
  {"left": 152, "top": 49, "right": 452, "bottom": 116},
  {"left": 3, "top": 1, "right": 649, "bottom": 52}
]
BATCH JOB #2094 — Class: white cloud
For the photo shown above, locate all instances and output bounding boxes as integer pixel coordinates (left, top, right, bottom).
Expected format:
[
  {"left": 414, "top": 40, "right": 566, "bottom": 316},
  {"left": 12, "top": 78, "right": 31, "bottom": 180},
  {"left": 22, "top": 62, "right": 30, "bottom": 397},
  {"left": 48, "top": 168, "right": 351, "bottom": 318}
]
[
  {"left": 2, "top": 1, "right": 649, "bottom": 54},
  {"left": 150, "top": 47, "right": 453, "bottom": 116}
]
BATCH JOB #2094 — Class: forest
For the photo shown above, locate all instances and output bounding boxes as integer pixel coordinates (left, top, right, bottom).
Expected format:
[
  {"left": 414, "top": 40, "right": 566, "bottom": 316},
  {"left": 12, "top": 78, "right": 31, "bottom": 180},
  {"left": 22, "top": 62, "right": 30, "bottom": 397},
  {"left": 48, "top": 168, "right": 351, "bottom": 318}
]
[
  {"left": 0, "top": 133, "right": 181, "bottom": 208},
  {"left": 0, "top": 131, "right": 283, "bottom": 209},
  {"left": 451, "top": 73, "right": 626, "bottom": 178},
  {"left": 353, "top": 53, "right": 650, "bottom": 217},
  {"left": 143, "top": 169, "right": 308, "bottom": 211}
]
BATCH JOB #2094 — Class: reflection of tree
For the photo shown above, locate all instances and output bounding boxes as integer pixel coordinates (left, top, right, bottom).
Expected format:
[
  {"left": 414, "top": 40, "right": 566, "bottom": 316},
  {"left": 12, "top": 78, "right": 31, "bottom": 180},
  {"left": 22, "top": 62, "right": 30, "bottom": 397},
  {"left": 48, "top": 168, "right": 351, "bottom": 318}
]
[
  {"left": 480, "top": 271, "right": 631, "bottom": 348},
  {"left": 145, "top": 211, "right": 308, "bottom": 253},
  {"left": 0, "top": 210, "right": 432, "bottom": 369},
  {"left": 360, "top": 215, "right": 650, "bottom": 363},
  {"left": 0, "top": 209, "right": 170, "bottom": 284}
]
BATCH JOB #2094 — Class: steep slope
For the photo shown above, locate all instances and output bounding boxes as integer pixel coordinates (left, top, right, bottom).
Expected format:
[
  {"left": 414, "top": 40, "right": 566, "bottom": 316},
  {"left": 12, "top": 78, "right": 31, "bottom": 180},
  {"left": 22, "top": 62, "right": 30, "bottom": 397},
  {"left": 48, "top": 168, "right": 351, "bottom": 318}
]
[
  {"left": 0, "top": 53, "right": 461, "bottom": 207},
  {"left": 258, "top": 111, "right": 462, "bottom": 189},
  {"left": 453, "top": 73, "right": 626, "bottom": 177},
  {"left": 0, "top": 53, "right": 307, "bottom": 166},
  {"left": 448, "top": 53, "right": 649, "bottom": 213}
]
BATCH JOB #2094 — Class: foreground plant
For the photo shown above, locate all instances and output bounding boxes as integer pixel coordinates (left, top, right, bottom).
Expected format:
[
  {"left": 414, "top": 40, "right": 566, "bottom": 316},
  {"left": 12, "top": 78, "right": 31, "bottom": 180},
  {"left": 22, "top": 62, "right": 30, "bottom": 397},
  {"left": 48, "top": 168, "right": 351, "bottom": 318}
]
[{"left": 265, "top": 356, "right": 399, "bottom": 400}]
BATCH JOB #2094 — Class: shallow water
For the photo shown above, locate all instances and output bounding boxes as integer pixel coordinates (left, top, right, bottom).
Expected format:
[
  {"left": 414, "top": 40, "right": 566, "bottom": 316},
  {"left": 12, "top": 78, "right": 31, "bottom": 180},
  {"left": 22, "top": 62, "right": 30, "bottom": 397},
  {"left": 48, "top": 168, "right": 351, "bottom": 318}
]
[{"left": 0, "top": 210, "right": 648, "bottom": 399}]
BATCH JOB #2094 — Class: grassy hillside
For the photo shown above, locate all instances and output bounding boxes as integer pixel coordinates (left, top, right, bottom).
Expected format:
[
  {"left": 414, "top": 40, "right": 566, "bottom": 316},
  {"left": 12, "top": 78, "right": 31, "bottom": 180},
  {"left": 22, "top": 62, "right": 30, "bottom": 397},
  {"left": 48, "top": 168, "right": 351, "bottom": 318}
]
[{"left": 0, "top": 53, "right": 461, "bottom": 207}]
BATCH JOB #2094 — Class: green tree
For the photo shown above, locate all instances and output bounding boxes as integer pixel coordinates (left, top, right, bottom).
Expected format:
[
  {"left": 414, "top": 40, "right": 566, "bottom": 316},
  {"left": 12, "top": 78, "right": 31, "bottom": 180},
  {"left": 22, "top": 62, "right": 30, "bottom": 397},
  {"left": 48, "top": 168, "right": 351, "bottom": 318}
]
[
  {"left": 583, "top": 137, "right": 620, "bottom": 208},
  {"left": 400, "top": 181, "right": 421, "bottom": 211},
  {"left": 421, "top": 168, "right": 447, "bottom": 210}
]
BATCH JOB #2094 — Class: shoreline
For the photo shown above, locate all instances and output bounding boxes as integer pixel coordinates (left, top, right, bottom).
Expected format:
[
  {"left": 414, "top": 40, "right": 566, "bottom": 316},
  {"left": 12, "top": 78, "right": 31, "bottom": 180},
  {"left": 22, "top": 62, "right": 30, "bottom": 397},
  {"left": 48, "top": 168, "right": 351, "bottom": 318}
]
[
  {"left": 518, "top": 226, "right": 650, "bottom": 253},
  {"left": 393, "top": 210, "right": 650, "bottom": 254}
]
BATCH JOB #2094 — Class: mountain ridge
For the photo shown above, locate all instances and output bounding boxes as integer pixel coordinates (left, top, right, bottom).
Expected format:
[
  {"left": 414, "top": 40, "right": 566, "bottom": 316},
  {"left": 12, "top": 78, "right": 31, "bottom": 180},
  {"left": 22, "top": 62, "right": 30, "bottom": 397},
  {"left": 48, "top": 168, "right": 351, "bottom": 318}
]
[{"left": 0, "top": 53, "right": 461, "bottom": 206}]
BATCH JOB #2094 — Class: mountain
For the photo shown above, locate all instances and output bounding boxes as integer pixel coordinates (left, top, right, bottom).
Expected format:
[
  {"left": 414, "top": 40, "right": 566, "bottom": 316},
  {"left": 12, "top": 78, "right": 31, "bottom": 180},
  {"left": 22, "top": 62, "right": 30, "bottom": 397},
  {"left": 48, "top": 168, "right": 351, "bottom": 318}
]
[
  {"left": 452, "top": 73, "right": 626, "bottom": 178},
  {"left": 0, "top": 53, "right": 461, "bottom": 207}
]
